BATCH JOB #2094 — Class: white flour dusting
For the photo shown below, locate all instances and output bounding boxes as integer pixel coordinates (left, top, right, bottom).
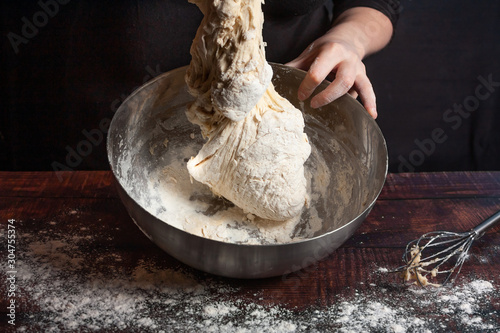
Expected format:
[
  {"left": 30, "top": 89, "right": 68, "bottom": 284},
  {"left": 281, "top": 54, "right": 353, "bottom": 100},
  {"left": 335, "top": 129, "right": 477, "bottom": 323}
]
[
  {"left": 129, "top": 141, "right": 335, "bottom": 245},
  {"left": 2, "top": 220, "right": 498, "bottom": 333},
  {"left": 114, "top": 89, "right": 368, "bottom": 245}
]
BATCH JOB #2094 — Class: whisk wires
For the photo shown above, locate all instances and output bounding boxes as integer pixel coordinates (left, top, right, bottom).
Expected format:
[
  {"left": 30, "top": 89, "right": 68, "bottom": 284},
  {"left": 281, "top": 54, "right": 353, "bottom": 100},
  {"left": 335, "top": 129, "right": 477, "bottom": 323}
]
[
  {"left": 393, "top": 210, "right": 500, "bottom": 288},
  {"left": 398, "top": 230, "right": 475, "bottom": 287}
]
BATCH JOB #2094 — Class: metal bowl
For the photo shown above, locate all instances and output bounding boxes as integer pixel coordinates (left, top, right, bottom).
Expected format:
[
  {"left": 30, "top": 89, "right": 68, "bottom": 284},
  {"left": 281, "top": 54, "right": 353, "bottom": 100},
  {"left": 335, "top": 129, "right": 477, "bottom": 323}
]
[{"left": 107, "top": 63, "right": 388, "bottom": 278}]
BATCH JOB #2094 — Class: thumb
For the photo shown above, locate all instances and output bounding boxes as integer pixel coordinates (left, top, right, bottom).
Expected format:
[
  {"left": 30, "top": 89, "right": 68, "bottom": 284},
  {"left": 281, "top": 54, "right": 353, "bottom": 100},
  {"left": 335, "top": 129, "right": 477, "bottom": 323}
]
[
  {"left": 285, "top": 48, "right": 313, "bottom": 69},
  {"left": 285, "top": 57, "right": 302, "bottom": 68},
  {"left": 285, "top": 56, "right": 310, "bottom": 70}
]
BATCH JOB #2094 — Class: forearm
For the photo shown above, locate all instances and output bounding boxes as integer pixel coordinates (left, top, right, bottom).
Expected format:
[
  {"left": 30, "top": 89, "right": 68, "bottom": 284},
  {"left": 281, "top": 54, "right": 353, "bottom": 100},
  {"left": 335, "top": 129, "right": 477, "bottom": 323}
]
[
  {"left": 328, "top": 6, "right": 393, "bottom": 59},
  {"left": 286, "top": 5, "right": 395, "bottom": 117}
]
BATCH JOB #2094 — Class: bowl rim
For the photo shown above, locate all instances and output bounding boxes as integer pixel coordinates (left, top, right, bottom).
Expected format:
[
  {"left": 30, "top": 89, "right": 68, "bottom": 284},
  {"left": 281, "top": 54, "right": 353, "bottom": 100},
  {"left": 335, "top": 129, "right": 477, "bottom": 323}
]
[{"left": 107, "top": 63, "right": 388, "bottom": 248}]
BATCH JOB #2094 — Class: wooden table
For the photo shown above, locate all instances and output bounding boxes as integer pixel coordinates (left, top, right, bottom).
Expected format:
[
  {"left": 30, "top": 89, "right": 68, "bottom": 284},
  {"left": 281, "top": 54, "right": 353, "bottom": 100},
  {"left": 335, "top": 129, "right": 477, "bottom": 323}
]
[{"left": 1, "top": 171, "right": 499, "bottom": 332}]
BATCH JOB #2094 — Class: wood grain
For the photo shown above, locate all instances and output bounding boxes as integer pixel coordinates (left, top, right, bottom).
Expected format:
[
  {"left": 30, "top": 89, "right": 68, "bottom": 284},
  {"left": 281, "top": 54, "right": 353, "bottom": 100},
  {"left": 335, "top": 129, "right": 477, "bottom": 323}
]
[
  {"left": 1, "top": 171, "right": 499, "bottom": 330},
  {"left": 0, "top": 171, "right": 117, "bottom": 198},
  {"left": 3, "top": 171, "right": 500, "bottom": 199},
  {"left": 380, "top": 172, "right": 500, "bottom": 200}
]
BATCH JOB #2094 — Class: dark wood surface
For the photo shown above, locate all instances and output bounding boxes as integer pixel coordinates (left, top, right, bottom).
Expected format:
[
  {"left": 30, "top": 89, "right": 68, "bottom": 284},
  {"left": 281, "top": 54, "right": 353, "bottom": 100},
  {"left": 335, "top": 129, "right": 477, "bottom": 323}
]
[{"left": 1, "top": 171, "right": 499, "bottom": 331}]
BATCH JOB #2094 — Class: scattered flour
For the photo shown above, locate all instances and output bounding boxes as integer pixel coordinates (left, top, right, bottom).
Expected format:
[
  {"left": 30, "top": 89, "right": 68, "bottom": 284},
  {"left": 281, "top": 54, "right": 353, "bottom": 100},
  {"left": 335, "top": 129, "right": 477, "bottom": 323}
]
[
  {"left": 377, "top": 267, "right": 389, "bottom": 273},
  {"left": 2, "top": 221, "right": 498, "bottom": 333},
  {"left": 130, "top": 142, "right": 333, "bottom": 245}
]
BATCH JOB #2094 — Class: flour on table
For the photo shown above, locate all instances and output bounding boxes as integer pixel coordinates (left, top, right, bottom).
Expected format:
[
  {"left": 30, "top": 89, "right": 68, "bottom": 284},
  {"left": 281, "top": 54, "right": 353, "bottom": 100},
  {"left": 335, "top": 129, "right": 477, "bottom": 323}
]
[
  {"left": 3, "top": 223, "right": 498, "bottom": 332},
  {"left": 184, "top": 0, "right": 311, "bottom": 221}
]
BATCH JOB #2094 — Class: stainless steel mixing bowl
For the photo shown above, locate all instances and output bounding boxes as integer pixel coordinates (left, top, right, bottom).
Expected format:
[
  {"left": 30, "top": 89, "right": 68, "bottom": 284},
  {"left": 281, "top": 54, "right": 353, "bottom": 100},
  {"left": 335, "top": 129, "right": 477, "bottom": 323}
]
[{"left": 107, "top": 63, "right": 388, "bottom": 278}]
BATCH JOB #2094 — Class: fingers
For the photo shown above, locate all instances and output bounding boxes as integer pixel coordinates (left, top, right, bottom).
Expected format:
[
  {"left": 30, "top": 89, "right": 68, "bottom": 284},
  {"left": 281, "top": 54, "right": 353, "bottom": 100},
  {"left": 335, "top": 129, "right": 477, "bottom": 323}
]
[
  {"left": 287, "top": 40, "right": 378, "bottom": 118},
  {"left": 286, "top": 42, "right": 316, "bottom": 70},
  {"left": 297, "top": 55, "right": 334, "bottom": 101},
  {"left": 355, "top": 73, "right": 377, "bottom": 118},
  {"left": 310, "top": 62, "right": 378, "bottom": 119},
  {"left": 309, "top": 61, "right": 356, "bottom": 108},
  {"left": 348, "top": 88, "right": 358, "bottom": 99},
  {"left": 286, "top": 56, "right": 307, "bottom": 71}
]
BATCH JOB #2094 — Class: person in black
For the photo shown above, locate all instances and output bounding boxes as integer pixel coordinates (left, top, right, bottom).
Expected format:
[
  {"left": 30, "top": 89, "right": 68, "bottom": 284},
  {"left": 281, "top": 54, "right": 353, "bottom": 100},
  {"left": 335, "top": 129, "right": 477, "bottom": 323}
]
[
  {"left": 262, "top": 0, "right": 401, "bottom": 118},
  {"left": 0, "top": 0, "right": 400, "bottom": 171}
]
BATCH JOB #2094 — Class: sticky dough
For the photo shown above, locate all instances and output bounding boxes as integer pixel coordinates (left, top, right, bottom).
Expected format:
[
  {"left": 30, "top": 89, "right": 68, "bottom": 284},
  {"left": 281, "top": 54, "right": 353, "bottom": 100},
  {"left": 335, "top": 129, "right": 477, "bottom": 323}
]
[{"left": 185, "top": 0, "right": 311, "bottom": 221}]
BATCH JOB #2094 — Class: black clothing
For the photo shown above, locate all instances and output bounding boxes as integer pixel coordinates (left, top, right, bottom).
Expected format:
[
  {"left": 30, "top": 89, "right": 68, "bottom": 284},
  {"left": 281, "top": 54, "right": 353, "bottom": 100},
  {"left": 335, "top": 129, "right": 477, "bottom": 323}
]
[
  {"left": 332, "top": 0, "right": 400, "bottom": 28},
  {"left": 263, "top": 0, "right": 401, "bottom": 62},
  {"left": 264, "top": 0, "right": 400, "bottom": 27},
  {"left": 0, "top": 0, "right": 400, "bottom": 171},
  {"left": 263, "top": 0, "right": 327, "bottom": 16}
]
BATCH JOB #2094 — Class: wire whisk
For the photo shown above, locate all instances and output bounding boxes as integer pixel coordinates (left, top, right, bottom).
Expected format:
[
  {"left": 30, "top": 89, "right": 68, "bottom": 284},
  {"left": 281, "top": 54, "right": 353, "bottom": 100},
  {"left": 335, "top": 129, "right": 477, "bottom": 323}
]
[{"left": 395, "top": 210, "right": 500, "bottom": 287}]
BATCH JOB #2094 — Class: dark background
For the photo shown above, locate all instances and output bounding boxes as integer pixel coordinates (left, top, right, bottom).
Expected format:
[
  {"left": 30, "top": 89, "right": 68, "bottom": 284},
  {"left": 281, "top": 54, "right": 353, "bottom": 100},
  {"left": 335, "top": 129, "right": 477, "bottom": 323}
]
[{"left": 1, "top": 0, "right": 499, "bottom": 173}]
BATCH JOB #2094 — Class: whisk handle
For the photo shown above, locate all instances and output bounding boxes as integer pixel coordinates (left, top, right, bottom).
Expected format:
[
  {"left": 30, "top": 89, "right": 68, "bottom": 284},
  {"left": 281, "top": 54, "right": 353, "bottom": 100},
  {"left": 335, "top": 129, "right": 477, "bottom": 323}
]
[{"left": 473, "top": 209, "right": 500, "bottom": 239}]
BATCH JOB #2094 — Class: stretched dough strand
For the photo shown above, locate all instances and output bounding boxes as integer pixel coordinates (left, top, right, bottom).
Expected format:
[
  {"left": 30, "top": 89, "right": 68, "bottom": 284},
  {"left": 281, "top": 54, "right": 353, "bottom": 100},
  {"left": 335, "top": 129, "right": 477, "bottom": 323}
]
[{"left": 185, "top": 0, "right": 311, "bottom": 221}]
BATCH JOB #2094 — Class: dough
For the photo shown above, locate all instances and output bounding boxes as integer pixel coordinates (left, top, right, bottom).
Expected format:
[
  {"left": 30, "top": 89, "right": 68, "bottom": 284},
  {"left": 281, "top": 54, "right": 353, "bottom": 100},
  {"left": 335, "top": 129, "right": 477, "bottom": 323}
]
[
  {"left": 185, "top": 0, "right": 311, "bottom": 221},
  {"left": 185, "top": 0, "right": 272, "bottom": 125},
  {"left": 403, "top": 245, "right": 441, "bottom": 287}
]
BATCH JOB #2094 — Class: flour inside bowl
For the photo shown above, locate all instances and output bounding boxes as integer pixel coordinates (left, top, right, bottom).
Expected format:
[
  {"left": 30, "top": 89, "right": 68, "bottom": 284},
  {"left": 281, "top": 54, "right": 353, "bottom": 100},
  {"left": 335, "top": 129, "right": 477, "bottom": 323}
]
[
  {"left": 113, "top": 62, "right": 373, "bottom": 246},
  {"left": 139, "top": 141, "right": 332, "bottom": 245},
  {"left": 115, "top": 91, "right": 369, "bottom": 245}
]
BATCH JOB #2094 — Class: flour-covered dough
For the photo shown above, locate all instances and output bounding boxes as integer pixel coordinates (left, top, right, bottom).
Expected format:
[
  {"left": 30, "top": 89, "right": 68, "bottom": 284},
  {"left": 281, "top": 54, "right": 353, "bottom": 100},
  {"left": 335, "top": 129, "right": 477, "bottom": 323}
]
[{"left": 185, "top": 0, "right": 311, "bottom": 221}]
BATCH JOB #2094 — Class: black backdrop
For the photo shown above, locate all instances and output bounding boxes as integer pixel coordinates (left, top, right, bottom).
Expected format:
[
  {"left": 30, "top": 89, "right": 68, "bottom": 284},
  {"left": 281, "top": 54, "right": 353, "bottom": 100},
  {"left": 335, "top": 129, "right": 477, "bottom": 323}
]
[{"left": 1, "top": 0, "right": 499, "bottom": 173}]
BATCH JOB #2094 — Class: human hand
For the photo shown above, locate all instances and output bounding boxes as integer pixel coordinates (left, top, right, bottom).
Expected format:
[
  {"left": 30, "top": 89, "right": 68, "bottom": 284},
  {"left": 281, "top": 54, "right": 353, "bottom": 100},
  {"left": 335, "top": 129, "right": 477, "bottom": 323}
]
[{"left": 286, "top": 32, "right": 378, "bottom": 119}]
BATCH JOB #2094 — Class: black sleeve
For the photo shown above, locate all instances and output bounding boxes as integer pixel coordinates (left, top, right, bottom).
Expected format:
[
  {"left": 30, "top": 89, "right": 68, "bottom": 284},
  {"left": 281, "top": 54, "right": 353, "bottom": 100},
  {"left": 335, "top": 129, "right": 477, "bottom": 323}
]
[{"left": 333, "top": 0, "right": 401, "bottom": 31}]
